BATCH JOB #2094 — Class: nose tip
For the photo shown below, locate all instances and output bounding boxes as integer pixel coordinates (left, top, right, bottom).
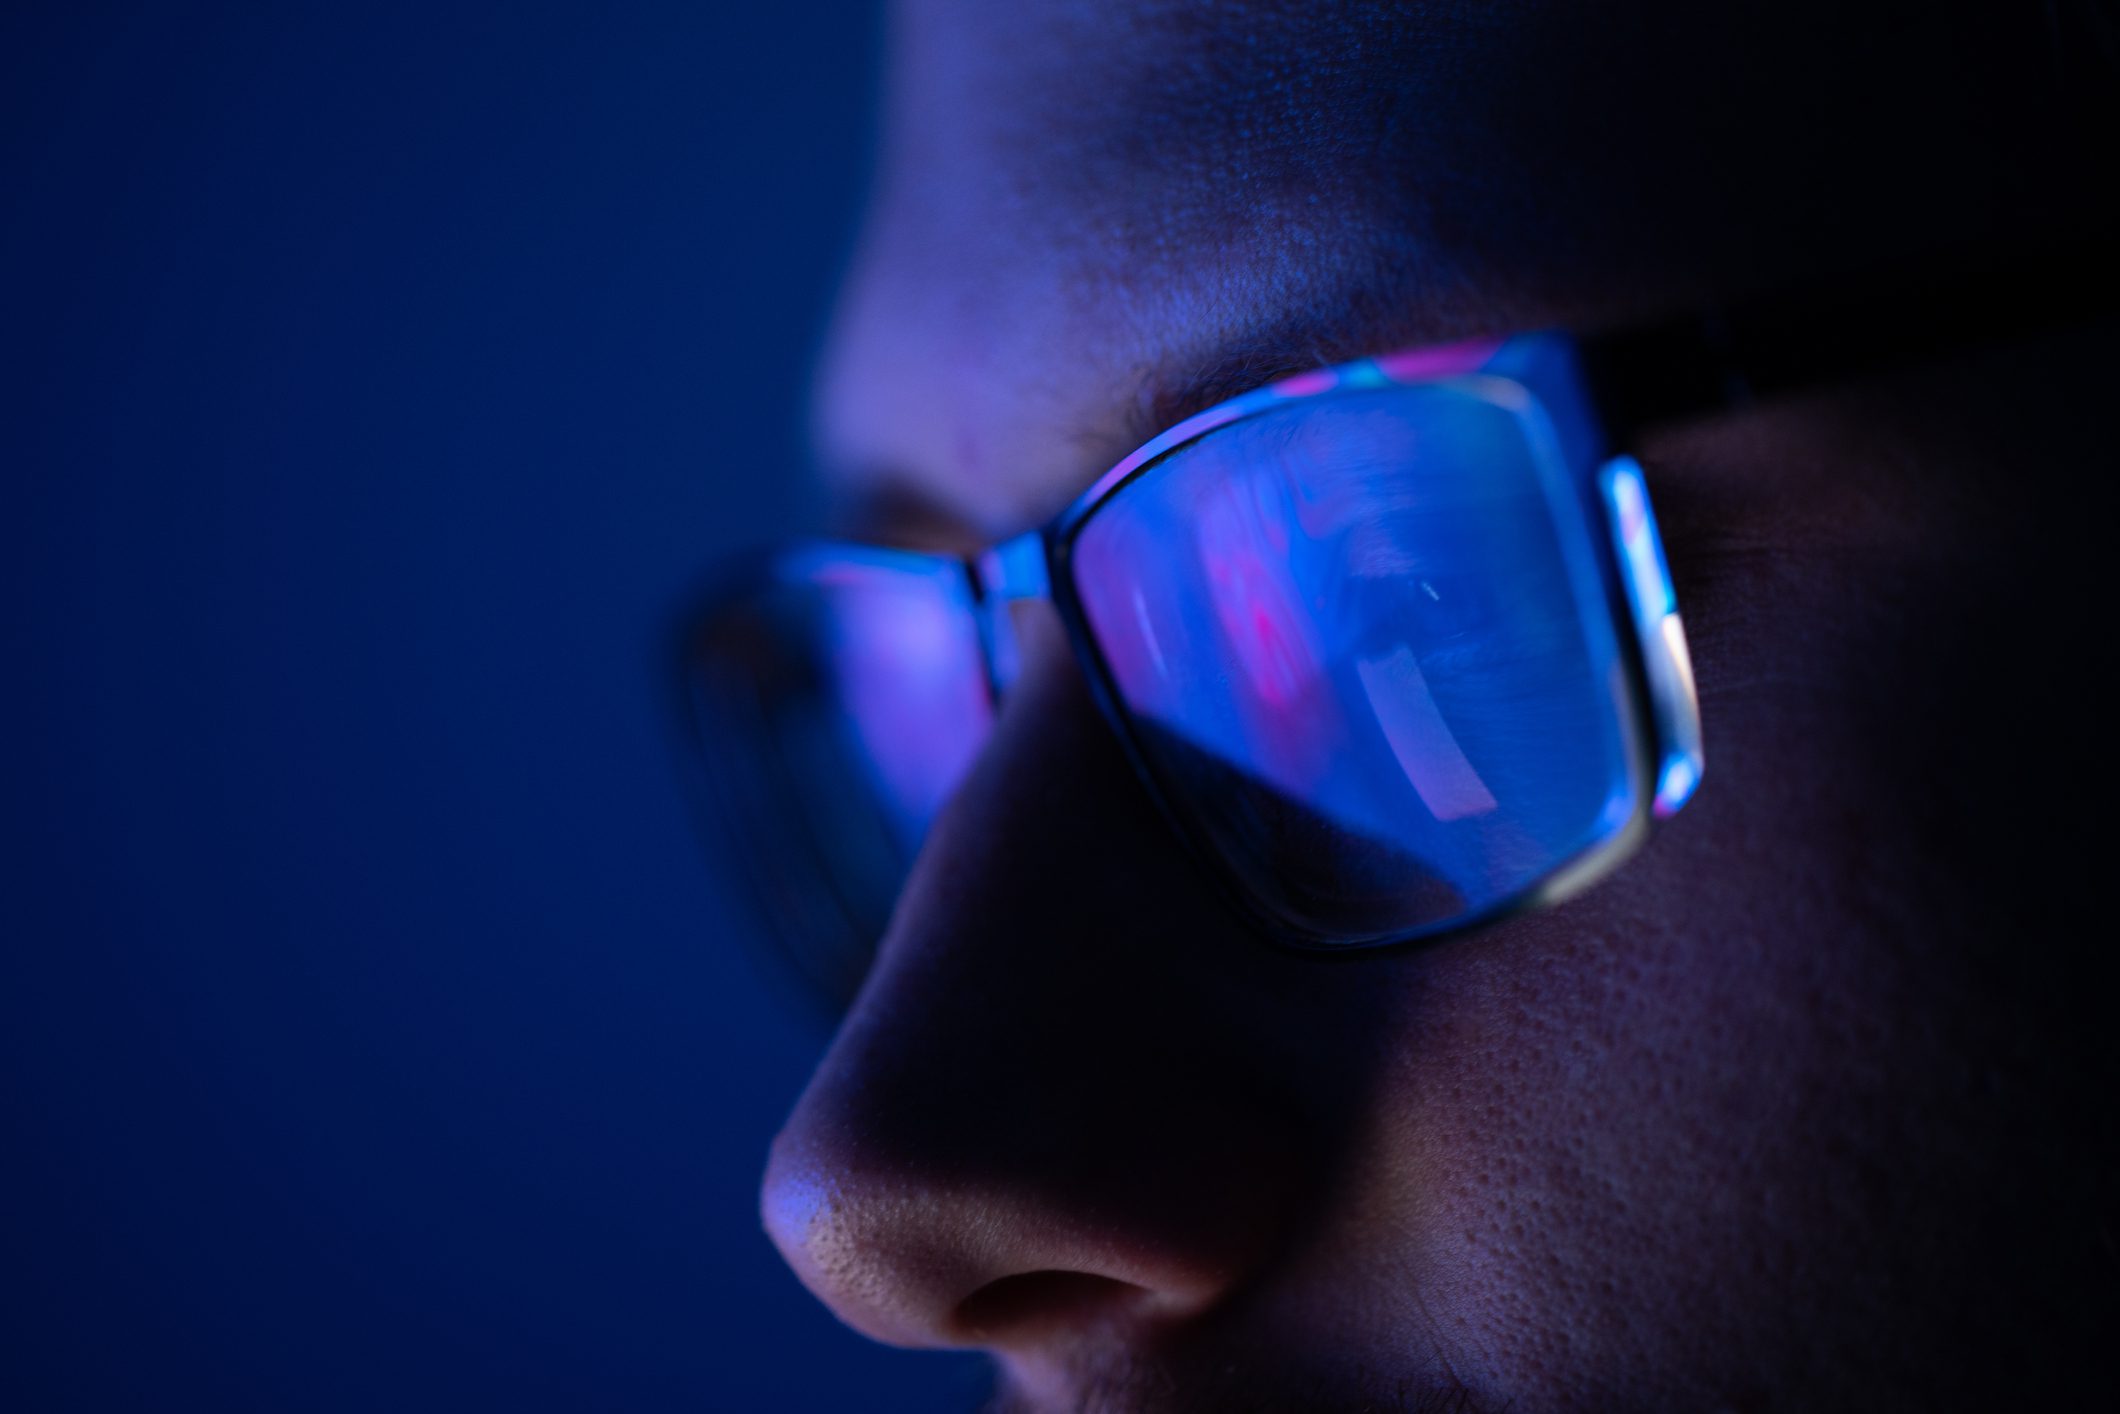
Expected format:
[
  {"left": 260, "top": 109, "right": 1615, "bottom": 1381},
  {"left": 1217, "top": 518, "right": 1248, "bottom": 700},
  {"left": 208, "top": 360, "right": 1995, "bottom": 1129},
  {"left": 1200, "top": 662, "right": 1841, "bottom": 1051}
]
[
  {"left": 753, "top": 605, "right": 1332, "bottom": 1358},
  {"left": 760, "top": 1136, "right": 1233, "bottom": 1350}
]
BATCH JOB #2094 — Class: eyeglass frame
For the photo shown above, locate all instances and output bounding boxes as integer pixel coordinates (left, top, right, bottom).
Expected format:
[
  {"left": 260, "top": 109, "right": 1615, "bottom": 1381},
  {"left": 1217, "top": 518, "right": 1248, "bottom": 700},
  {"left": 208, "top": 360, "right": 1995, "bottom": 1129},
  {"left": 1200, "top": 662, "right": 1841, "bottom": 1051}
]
[{"left": 672, "top": 237, "right": 2118, "bottom": 989}]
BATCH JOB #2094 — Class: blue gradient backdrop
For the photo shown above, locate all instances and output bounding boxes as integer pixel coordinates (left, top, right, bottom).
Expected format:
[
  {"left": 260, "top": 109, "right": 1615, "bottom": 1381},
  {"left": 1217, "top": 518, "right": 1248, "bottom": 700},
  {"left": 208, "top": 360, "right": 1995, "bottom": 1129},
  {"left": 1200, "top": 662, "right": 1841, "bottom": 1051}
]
[{"left": 1, "top": 4, "right": 986, "bottom": 1409}]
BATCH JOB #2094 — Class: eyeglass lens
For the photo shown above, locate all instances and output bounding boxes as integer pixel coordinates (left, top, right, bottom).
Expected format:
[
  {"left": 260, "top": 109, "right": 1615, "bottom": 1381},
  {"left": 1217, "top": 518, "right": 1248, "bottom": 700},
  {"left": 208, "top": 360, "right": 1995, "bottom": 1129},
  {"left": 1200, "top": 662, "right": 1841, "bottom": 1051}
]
[
  {"left": 689, "top": 380, "right": 1656, "bottom": 981},
  {"left": 686, "top": 550, "right": 992, "bottom": 1001},
  {"left": 1070, "top": 383, "right": 1637, "bottom": 941}
]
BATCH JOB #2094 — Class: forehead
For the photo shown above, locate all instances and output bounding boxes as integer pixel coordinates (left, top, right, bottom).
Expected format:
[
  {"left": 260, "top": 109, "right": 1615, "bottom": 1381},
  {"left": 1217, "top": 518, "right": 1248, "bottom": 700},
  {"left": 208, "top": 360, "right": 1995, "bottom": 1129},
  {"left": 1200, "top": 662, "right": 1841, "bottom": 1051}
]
[
  {"left": 814, "top": 0, "right": 1519, "bottom": 538},
  {"left": 812, "top": 0, "right": 1954, "bottom": 540}
]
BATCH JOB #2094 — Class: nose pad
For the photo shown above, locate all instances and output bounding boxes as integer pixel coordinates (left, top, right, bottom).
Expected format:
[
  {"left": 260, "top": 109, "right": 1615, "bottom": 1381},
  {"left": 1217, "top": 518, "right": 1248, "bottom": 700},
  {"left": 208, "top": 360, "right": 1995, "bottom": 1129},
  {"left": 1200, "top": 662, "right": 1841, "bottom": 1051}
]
[
  {"left": 973, "top": 530, "right": 1051, "bottom": 695},
  {"left": 1600, "top": 455, "right": 1704, "bottom": 817}
]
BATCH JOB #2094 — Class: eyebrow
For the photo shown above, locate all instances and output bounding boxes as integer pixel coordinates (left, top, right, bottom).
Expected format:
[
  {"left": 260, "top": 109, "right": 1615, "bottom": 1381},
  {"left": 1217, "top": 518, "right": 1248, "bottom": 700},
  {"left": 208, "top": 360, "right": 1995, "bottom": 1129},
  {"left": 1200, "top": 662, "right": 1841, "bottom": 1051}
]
[
  {"left": 838, "top": 232, "right": 2120, "bottom": 552},
  {"left": 1124, "top": 342, "right": 1347, "bottom": 451},
  {"left": 1117, "top": 306, "right": 1436, "bottom": 457},
  {"left": 835, "top": 317, "right": 1410, "bottom": 551},
  {"left": 1145, "top": 231, "right": 2120, "bottom": 453}
]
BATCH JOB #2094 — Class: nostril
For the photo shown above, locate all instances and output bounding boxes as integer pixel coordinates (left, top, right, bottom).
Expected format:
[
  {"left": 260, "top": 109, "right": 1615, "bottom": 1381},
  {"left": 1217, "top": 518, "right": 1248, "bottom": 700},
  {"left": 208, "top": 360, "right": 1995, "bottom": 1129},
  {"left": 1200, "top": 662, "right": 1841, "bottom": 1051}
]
[{"left": 953, "top": 1270, "right": 1151, "bottom": 1341}]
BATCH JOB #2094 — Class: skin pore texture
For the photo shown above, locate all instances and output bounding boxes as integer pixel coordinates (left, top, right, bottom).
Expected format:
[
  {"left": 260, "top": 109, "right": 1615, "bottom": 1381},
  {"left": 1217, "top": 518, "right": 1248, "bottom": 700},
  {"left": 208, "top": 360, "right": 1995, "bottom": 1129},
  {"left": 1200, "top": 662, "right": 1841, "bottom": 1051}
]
[{"left": 760, "top": 2, "right": 2116, "bottom": 1409}]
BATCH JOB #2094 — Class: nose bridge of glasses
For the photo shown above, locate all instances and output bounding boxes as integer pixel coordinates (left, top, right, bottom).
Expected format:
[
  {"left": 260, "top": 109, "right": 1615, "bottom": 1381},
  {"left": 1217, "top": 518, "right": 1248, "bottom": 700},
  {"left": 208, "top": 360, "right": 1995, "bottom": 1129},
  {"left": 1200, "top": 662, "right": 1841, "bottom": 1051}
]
[{"left": 971, "top": 530, "right": 1053, "bottom": 696}]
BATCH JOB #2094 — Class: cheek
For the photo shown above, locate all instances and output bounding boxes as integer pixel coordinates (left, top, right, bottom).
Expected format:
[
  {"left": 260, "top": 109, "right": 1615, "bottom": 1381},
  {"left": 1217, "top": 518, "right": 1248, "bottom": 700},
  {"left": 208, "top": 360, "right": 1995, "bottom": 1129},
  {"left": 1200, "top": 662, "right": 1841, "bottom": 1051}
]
[
  {"left": 1317, "top": 854, "right": 1973, "bottom": 1400},
  {"left": 1283, "top": 522, "right": 2006, "bottom": 1395}
]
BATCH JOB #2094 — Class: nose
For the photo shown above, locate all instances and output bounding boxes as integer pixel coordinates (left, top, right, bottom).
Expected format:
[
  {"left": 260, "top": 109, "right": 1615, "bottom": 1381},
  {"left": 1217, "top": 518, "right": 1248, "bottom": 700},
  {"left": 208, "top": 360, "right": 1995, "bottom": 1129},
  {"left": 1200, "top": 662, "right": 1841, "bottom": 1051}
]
[{"left": 759, "top": 606, "right": 1360, "bottom": 1352}]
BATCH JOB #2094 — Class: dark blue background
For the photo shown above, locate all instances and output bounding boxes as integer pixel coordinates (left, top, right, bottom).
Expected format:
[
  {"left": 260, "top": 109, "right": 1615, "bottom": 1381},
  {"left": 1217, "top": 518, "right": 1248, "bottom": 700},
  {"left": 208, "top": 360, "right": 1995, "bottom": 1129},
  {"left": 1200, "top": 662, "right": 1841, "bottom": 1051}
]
[{"left": 2, "top": 4, "right": 984, "bottom": 1408}]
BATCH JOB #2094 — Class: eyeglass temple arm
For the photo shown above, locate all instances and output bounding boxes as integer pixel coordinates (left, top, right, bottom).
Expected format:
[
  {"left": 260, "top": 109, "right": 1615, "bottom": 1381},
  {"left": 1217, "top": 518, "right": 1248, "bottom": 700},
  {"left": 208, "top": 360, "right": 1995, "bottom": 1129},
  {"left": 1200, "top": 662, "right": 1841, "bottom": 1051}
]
[{"left": 1579, "top": 233, "right": 2120, "bottom": 444}]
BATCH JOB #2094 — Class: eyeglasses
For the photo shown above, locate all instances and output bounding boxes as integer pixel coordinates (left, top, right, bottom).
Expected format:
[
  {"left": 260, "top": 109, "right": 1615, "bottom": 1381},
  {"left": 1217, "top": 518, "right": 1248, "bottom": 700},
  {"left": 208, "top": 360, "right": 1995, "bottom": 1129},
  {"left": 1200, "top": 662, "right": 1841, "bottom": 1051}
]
[{"left": 675, "top": 243, "right": 2115, "bottom": 1010}]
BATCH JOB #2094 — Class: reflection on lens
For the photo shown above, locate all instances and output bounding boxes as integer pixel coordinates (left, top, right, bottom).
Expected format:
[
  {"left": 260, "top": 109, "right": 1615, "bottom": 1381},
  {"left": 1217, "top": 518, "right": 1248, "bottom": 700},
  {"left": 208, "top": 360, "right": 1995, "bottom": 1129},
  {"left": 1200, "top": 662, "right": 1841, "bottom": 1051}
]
[
  {"left": 685, "top": 549, "right": 991, "bottom": 1002},
  {"left": 1073, "top": 382, "right": 1634, "bottom": 941}
]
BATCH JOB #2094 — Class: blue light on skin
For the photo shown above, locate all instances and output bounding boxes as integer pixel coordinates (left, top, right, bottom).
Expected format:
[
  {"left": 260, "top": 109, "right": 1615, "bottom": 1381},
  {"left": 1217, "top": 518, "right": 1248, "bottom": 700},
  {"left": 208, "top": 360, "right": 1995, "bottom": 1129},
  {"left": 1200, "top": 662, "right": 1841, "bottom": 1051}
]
[{"left": 1600, "top": 455, "right": 1704, "bottom": 818}]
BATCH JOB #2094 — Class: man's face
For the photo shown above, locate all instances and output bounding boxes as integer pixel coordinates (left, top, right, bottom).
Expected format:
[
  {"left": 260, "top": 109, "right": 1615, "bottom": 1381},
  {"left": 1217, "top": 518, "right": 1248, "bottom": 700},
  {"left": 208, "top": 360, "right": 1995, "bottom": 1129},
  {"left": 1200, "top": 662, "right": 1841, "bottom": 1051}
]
[{"left": 758, "top": 2, "right": 2108, "bottom": 1408}]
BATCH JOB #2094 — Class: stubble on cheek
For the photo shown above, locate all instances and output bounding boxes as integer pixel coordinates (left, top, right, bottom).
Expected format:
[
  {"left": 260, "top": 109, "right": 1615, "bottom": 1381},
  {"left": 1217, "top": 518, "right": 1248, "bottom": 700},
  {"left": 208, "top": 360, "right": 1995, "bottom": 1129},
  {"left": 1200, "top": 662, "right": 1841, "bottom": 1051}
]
[{"left": 977, "top": 1343, "right": 1500, "bottom": 1414}]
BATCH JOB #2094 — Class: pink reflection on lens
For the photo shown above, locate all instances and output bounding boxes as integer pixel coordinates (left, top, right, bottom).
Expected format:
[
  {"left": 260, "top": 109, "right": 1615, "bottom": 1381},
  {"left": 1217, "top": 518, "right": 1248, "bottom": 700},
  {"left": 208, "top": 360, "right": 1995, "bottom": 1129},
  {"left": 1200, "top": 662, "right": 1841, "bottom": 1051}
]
[
  {"left": 1374, "top": 338, "right": 1505, "bottom": 385},
  {"left": 1197, "top": 473, "right": 1318, "bottom": 709},
  {"left": 1274, "top": 368, "right": 1340, "bottom": 398}
]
